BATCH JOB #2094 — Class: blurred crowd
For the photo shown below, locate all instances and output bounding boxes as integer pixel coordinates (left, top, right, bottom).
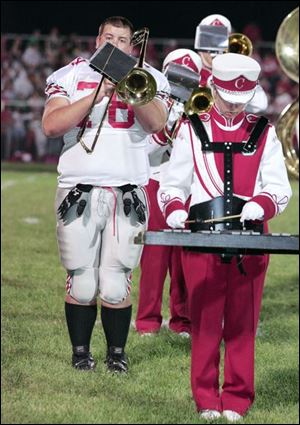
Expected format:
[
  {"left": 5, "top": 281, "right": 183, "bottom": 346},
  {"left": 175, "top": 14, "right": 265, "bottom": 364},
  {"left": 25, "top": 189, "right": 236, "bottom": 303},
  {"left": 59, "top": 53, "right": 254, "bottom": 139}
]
[{"left": 1, "top": 26, "right": 298, "bottom": 163}]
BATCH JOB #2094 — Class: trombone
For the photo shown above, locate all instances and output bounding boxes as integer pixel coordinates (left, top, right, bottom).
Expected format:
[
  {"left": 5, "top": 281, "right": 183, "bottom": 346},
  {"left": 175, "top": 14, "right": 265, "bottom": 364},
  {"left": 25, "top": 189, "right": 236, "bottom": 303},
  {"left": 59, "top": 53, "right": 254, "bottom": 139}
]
[
  {"left": 184, "top": 86, "right": 214, "bottom": 116},
  {"left": 78, "top": 27, "right": 157, "bottom": 153},
  {"left": 117, "top": 27, "right": 157, "bottom": 106},
  {"left": 164, "top": 87, "right": 214, "bottom": 145},
  {"left": 228, "top": 33, "right": 253, "bottom": 56}
]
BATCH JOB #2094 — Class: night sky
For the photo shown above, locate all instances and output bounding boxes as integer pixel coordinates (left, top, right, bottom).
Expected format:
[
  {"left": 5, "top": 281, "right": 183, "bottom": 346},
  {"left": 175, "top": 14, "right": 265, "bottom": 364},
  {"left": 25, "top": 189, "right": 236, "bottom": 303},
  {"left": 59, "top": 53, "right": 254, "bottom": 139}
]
[{"left": 1, "top": 1, "right": 299, "bottom": 40}]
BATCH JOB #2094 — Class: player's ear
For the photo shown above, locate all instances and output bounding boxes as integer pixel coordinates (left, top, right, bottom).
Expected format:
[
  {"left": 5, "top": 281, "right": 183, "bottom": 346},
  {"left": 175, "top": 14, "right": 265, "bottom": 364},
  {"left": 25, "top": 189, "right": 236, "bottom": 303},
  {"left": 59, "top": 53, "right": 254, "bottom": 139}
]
[{"left": 95, "top": 35, "right": 101, "bottom": 49}]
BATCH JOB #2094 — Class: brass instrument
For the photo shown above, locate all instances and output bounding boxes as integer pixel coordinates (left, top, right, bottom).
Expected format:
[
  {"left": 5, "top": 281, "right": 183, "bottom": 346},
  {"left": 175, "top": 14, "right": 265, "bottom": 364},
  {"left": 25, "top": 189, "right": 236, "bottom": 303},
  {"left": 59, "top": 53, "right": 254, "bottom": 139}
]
[
  {"left": 184, "top": 87, "right": 213, "bottom": 115},
  {"left": 163, "top": 111, "right": 182, "bottom": 146},
  {"left": 163, "top": 87, "right": 213, "bottom": 145},
  {"left": 117, "top": 28, "right": 157, "bottom": 106},
  {"left": 78, "top": 28, "right": 157, "bottom": 154},
  {"left": 275, "top": 7, "right": 299, "bottom": 179},
  {"left": 228, "top": 33, "right": 253, "bottom": 56}
]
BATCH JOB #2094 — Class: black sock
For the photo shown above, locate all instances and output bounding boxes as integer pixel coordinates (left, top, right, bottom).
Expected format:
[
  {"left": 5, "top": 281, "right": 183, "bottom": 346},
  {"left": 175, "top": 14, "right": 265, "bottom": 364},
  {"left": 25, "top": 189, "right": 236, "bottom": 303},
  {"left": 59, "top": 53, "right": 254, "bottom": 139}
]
[
  {"left": 65, "top": 302, "right": 97, "bottom": 350},
  {"left": 101, "top": 305, "right": 132, "bottom": 349}
]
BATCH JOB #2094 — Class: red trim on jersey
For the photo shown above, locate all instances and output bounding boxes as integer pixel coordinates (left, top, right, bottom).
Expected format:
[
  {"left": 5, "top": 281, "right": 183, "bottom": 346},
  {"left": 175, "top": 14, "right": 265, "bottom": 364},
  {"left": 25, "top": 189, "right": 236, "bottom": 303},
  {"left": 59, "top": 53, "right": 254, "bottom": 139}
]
[
  {"left": 71, "top": 57, "right": 86, "bottom": 66},
  {"left": 45, "top": 83, "right": 68, "bottom": 98},
  {"left": 77, "top": 81, "right": 98, "bottom": 90}
]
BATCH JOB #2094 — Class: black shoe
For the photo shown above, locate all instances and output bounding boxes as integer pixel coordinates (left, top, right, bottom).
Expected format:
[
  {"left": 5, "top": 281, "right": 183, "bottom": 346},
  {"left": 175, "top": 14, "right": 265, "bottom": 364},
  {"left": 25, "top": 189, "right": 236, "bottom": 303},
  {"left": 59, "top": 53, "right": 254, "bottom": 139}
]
[
  {"left": 105, "top": 346, "right": 128, "bottom": 373},
  {"left": 72, "top": 345, "right": 96, "bottom": 371}
]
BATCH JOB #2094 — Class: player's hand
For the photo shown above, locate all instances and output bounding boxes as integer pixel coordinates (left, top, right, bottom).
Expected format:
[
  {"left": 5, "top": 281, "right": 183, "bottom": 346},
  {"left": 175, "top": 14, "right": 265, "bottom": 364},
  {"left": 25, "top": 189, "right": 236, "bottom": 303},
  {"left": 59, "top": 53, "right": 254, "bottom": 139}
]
[
  {"left": 103, "top": 79, "right": 115, "bottom": 97},
  {"left": 166, "top": 210, "right": 188, "bottom": 229},
  {"left": 240, "top": 201, "right": 264, "bottom": 222},
  {"left": 93, "top": 79, "right": 115, "bottom": 103}
]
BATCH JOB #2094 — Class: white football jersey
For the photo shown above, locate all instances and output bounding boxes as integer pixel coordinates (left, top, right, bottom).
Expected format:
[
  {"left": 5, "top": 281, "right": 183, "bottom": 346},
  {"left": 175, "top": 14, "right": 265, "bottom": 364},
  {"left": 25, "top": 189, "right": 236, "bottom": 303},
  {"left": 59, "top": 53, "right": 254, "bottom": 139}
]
[{"left": 45, "top": 57, "right": 170, "bottom": 188}]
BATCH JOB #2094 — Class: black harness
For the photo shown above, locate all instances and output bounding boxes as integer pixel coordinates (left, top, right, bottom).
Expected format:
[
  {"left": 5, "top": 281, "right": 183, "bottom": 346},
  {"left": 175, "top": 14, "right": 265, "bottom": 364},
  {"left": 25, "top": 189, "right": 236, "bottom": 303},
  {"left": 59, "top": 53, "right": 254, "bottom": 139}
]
[
  {"left": 188, "top": 114, "right": 268, "bottom": 230},
  {"left": 187, "top": 114, "right": 269, "bottom": 273}
]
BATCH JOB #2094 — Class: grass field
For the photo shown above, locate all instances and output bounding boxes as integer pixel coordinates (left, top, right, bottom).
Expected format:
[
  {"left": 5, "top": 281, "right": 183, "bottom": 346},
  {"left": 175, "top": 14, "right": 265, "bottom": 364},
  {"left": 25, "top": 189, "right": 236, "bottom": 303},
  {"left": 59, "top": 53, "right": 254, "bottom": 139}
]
[{"left": 1, "top": 165, "right": 299, "bottom": 424}]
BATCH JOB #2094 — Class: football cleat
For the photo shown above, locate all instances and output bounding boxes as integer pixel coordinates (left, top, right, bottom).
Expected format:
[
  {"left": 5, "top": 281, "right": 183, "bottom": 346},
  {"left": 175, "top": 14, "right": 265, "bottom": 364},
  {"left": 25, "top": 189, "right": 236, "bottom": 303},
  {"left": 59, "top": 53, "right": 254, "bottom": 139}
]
[
  {"left": 72, "top": 345, "right": 96, "bottom": 371},
  {"left": 105, "top": 346, "right": 128, "bottom": 373}
]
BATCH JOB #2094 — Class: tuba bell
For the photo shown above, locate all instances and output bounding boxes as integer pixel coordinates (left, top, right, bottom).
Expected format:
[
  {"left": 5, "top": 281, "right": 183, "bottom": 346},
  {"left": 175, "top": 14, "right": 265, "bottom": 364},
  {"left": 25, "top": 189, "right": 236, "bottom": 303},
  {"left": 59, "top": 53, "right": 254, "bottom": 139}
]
[
  {"left": 275, "top": 7, "right": 299, "bottom": 179},
  {"left": 228, "top": 33, "right": 253, "bottom": 56},
  {"left": 117, "top": 28, "right": 157, "bottom": 106}
]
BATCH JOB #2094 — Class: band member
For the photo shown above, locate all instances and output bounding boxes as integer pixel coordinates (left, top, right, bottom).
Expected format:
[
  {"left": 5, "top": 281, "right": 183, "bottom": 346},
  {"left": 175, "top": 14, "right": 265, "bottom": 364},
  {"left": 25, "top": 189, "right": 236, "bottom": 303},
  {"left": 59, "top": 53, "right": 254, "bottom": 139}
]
[
  {"left": 42, "top": 16, "right": 170, "bottom": 373},
  {"left": 136, "top": 49, "right": 202, "bottom": 336},
  {"left": 195, "top": 13, "right": 232, "bottom": 86},
  {"left": 158, "top": 53, "right": 292, "bottom": 420},
  {"left": 195, "top": 13, "right": 268, "bottom": 113}
]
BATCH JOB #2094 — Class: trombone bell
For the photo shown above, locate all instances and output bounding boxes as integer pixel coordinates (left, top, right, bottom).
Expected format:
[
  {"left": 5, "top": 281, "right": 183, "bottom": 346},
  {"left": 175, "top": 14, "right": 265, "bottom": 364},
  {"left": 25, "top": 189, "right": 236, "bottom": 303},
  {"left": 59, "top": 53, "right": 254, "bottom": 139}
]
[
  {"left": 228, "top": 33, "right": 253, "bottom": 56},
  {"left": 117, "top": 68, "right": 157, "bottom": 106},
  {"left": 116, "top": 27, "right": 157, "bottom": 106},
  {"left": 184, "top": 87, "right": 213, "bottom": 115}
]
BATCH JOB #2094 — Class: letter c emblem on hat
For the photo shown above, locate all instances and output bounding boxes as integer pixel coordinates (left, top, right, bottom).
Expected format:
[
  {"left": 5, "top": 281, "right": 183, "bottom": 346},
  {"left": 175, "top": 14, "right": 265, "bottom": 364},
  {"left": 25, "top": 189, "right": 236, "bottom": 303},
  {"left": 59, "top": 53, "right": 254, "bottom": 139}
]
[
  {"left": 182, "top": 55, "right": 191, "bottom": 67},
  {"left": 235, "top": 77, "right": 246, "bottom": 89}
]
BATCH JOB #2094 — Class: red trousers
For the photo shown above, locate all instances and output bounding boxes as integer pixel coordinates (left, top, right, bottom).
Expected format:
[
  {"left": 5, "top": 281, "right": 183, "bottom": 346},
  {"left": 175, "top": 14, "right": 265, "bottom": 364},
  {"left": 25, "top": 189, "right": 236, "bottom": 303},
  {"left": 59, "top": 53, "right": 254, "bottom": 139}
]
[
  {"left": 135, "top": 179, "right": 190, "bottom": 333},
  {"left": 182, "top": 250, "right": 269, "bottom": 415}
]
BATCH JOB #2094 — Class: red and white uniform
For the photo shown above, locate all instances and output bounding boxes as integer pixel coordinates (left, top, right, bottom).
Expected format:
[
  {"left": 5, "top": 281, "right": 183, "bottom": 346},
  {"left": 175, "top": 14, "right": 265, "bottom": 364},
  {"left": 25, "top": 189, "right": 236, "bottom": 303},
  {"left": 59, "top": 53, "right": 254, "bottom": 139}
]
[
  {"left": 136, "top": 49, "right": 203, "bottom": 334},
  {"left": 45, "top": 57, "right": 170, "bottom": 305},
  {"left": 201, "top": 67, "right": 268, "bottom": 113},
  {"left": 159, "top": 107, "right": 291, "bottom": 218},
  {"left": 136, "top": 101, "right": 190, "bottom": 334},
  {"left": 158, "top": 106, "right": 292, "bottom": 414},
  {"left": 45, "top": 57, "right": 170, "bottom": 189}
]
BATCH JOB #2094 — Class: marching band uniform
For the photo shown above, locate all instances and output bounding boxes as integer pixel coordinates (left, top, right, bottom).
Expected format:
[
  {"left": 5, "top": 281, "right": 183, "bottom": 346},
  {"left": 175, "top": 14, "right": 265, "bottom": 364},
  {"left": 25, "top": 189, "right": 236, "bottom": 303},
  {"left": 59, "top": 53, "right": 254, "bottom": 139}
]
[
  {"left": 195, "top": 14, "right": 268, "bottom": 114},
  {"left": 195, "top": 14, "right": 232, "bottom": 87},
  {"left": 136, "top": 49, "right": 202, "bottom": 335},
  {"left": 158, "top": 54, "right": 292, "bottom": 418}
]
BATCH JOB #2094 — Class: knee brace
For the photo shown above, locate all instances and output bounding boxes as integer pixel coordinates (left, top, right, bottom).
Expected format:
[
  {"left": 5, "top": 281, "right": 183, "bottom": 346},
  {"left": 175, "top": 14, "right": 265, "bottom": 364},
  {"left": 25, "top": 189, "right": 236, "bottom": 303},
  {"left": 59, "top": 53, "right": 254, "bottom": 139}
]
[
  {"left": 67, "top": 267, "right": 99, "bottom": 304},
  {"left": 99, "top": 270, "right": 131, "bottom": 305}
]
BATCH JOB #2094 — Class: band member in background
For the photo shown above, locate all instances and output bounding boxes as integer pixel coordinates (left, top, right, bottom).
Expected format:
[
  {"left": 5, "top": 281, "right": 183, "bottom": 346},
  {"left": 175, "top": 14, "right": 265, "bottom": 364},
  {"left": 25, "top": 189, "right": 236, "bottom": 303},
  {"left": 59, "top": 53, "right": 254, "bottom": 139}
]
[
  {"left": 194, "top": 13, "right": 268, "bottom": 113},
  {"left": 42, "top": 16, "right": 170, "bottom": 373},
  {"left": 194, "top": 13, "right": 232, "bottom": 85},
  {"left": 158, "top": 53, "right": 292, "bottom": 421},
  {"left": 135, "top": 49, "right": 202, "bottom": 337}
]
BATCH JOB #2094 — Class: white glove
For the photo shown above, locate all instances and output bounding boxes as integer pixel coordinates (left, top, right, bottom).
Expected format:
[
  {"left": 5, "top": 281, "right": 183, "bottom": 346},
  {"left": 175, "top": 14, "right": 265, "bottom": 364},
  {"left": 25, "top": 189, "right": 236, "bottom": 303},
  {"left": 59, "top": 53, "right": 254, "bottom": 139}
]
[
  {"left": 240, "top": 201, "right": 264, "bottom": 222},
  {"left": 166, "top": 100, "right": 184, "bottom": 130},
  {"left": 166, "top": 210, "right": 188, "bottom": 229}
]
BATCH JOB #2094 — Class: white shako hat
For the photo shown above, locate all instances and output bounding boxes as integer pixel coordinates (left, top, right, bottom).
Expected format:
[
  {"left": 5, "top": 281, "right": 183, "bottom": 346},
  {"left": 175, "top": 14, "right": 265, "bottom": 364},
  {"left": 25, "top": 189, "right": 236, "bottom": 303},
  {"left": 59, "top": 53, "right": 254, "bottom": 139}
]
[
  {"left": 162, "top": 49, "right": 202, "bottom": 74},
  {"left": 211, "top": 53, "right": 261, "bottom": 103},
  {"left": 200, "top": 14, "right": 232, "bottom": 33},
  {"left": 194, "top": 14, "right": 232, "bottom": 52}
]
